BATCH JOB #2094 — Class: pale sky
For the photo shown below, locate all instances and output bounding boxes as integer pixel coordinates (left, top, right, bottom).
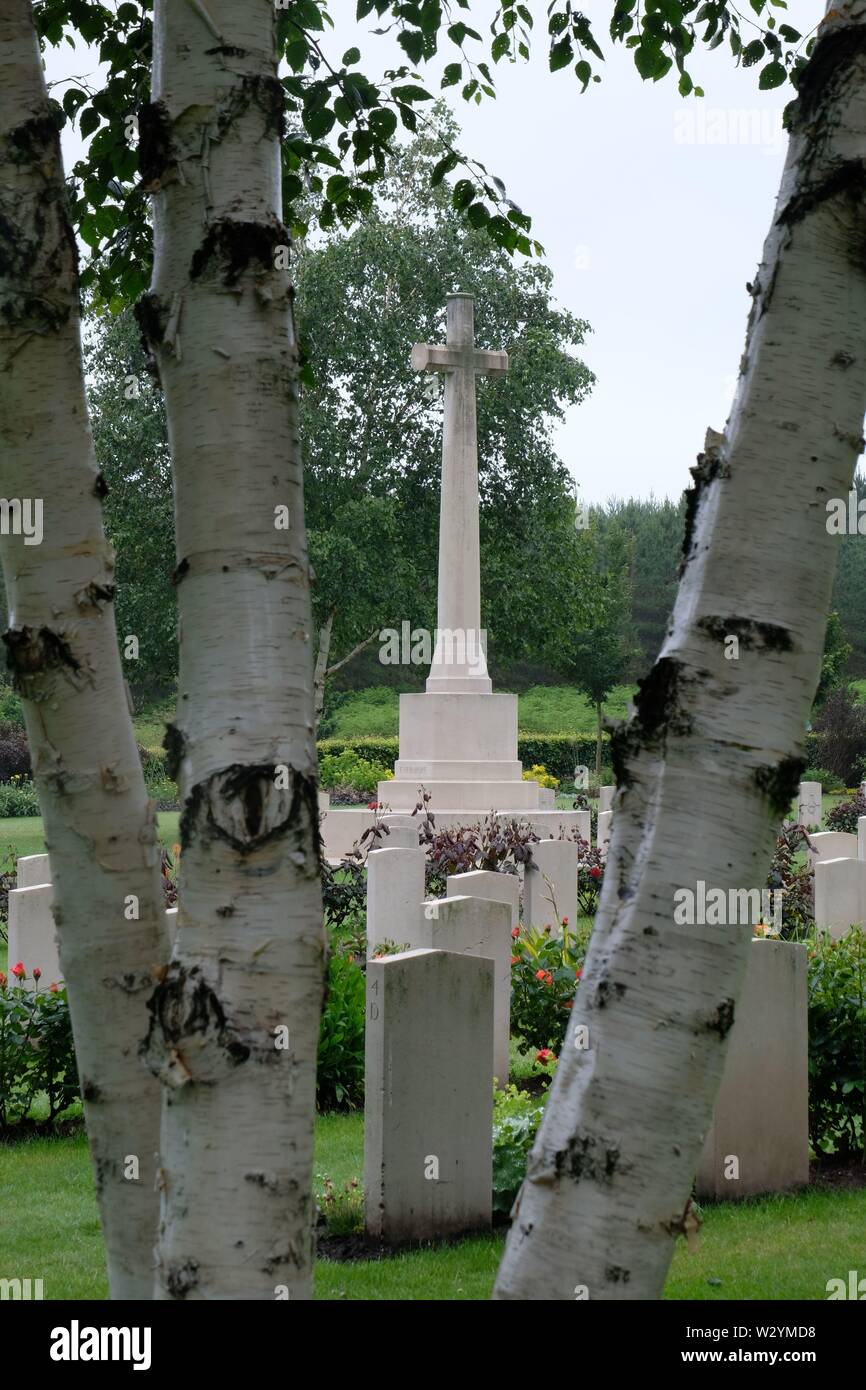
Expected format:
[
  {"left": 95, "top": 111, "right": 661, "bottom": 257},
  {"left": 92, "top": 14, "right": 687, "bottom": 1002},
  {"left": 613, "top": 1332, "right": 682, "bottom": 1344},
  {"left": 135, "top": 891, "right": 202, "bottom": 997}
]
[{"left": 46, "top": 0, "right": 822, "bottom": 505}]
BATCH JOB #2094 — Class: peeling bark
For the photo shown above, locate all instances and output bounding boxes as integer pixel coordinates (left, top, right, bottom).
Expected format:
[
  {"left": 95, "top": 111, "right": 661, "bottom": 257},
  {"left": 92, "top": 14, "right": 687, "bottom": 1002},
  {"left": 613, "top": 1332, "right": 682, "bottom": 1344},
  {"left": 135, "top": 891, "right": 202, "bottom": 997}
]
[
  {"left": 0, "top": 0, "right": 166, "bottom": 1298},
  {"left": 140, "top": 0, "right": 325, "bottom": 1299},
  {"left": 495, "top": 0, "right": 866, "bottom": 1300}
]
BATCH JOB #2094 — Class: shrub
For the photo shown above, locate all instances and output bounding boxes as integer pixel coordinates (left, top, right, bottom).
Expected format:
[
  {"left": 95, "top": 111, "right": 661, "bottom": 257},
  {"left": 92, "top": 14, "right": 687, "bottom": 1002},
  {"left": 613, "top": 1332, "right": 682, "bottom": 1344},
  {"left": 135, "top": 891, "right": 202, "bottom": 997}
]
[
  {"left": 316, "top": 950, "right": 365, "bottom": 1111},
  {"left": 420, "top": 811, "right": 537, "bottom": 898},
  {"left": 0, "top": 721, "right": 30, "bottom": 780},
  {"left": 510, "top": 921, "right": 584, "bottom": 1052},
  {"left": 808, "top": 928, "right": 866, "bottom": 1158},
  {"left": 575, "top": 836, "right": 605, "bottom": 917},
  {"left": 0, "top": 683, "right": 24, "bottom": 727},
  {"left": 319, "top": 749, "right": 393, "bottom": 797},
  {"left": 801, "top": 766, "right": 845, "bottom": 794},
  {"left": 0, "top": 778, "right": 41, "bottom": 817},
  {"left": 766, "top": 825, "right": 814, "bottom": 940},
  {"left": 316, "top": 735, "right": 605, "bottom": 787},
  {"left": 811, "top": 687, "right": 866, "bottom": 785},
  {"left": 492, "top": 1083, "right": 546, "bottom": 1216},
  {"left": 523, "top": 764, "right": 560, "bottom": 791},
  {"left": 0, "top": 975, "right": 79, "bottom": 1129},
  {"left": 826, "top": 790, "right": 866, "bottom": 835}
]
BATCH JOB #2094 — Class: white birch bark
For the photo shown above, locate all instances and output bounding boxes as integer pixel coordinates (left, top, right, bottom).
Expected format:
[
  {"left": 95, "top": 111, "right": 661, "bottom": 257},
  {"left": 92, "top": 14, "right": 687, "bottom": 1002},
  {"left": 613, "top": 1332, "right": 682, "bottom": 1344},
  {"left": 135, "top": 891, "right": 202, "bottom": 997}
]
[
  {"left": 0, "top": 0, "right": 166, "bottom": 1298},
  {"left": 496, "top": 0, "right": 866, "bottom": 1299},
  {"left": 138, "top": 0, "right": 325, "bottom": 1299}
]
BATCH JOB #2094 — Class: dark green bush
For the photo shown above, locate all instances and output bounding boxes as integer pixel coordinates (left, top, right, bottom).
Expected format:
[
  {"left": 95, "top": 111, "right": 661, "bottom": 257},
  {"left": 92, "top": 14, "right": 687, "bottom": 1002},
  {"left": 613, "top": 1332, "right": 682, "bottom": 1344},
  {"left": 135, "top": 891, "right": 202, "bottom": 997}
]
[
  {"left": 825, "top": 791, "right": 866, "bottom": 834},
  {"left": 317, "top": 734, "right": 605, "bottom": 787},
  {"left": 0, "top": 976, "right": 79, "bottom": 1129},
  {"left": 808, "top": 928, "right": 866, "bottom": 1158},
  {"left": 317, "top": 950, "right": 365, "bottom": 1111},
  {"left": 492, "top": 1084, "right": 545, "bottom": 1216}
]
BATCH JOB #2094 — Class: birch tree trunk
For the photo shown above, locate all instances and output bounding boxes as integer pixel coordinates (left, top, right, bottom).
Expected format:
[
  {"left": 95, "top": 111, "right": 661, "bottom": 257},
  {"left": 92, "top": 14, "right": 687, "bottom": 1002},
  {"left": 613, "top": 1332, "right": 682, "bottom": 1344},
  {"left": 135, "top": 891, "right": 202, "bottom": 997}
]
[
  {"left": 138, "top": 0, "right": 325, "bottom": 1299},
  {"left": 0, "top": 0, "right": 166, "bottom": 1298},
  {"left": 496, "top": 0, "right": 866, "bottom": 1300}
]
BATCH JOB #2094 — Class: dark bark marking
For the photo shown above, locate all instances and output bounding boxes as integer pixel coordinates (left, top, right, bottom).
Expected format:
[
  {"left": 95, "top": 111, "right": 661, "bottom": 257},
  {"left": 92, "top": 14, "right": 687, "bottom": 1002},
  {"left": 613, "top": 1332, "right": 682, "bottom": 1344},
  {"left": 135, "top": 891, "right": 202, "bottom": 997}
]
[
  {"left": 754, "top": 753, "right": 806, "bottom": 817},
  {"left": 142, "top": 962, "right": 251, "bottom": 1086},
  {"left": 697, "top": 616, "right": 794, "bottom": 653},
  {"left": 533, "top": 1132, "right": 623, "bottom": 1187},
  {"left": 75, "top": 581, "right": 116, "bottom": 612},
  {"left": 171, "top": 556, "right": 190, "bottom": 586},
  {"left": 81, "top": 1078, "right": 101, "bottom": 1102},
  {"left": 680, "top": 431, "right": 729, "bottom": 577},
  {"left": 179, "top": 763, "right": 320, "bottom": 862},
  {"left": 705, "top": 998, "right": 736, "bottom": 1039},
  {"left": 605, "top": 1265, "right": 630, "bottom": 1285},
  {"left": 3, "top": 626, "right": 82, "bottom": 692},
  {"left": 93, "top": 472, "right": 109, "bottom": 500},
  {"left": 595, "top": 977, "right": 627, "bottom": 1010},
  {"left": 190, "top": 216, "right": 288, "bottom": 287},
  {"left": 789, "top": 24, "right": 866, "bottom": 126},
  {"left": 778, "top": 159, "right": 866, "bottom": 232},
  {"left": 165, "top": 1260, "right": 199, "bottom": 1299},
  {"left": 137, "top": 101, "right": 175, "bottom": 187}
]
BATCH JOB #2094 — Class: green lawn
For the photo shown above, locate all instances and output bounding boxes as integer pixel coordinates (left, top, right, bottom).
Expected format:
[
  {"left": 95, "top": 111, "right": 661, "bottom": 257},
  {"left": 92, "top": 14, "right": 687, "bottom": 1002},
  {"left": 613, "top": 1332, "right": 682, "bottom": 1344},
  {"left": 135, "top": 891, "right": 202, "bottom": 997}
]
[
  {"left": 325, "top": 684, "right": 637, "bottom": 741},
  {"left": 2, "top": 1114, "right": 862, "bottom": 1300},
  {"left": 0, "top": 812, "right": 179, "bottom": 866}
]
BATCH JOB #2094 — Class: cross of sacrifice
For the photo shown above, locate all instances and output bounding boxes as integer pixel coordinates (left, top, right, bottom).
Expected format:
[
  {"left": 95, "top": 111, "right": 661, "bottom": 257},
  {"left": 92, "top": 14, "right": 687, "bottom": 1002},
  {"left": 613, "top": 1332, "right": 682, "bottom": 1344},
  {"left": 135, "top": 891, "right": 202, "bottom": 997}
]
[{"left": 411, "top": 293, "right": 508, "bottom": 693}]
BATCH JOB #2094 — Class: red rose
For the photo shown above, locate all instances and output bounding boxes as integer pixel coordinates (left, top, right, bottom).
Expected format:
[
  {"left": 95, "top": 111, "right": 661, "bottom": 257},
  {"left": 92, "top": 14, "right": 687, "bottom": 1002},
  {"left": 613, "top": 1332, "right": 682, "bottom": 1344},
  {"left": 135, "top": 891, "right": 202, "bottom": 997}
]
[
  {"left": 511, "top": 926, "right": 520, "bottom": 939},
  {"left": 511, "top": 955, "right": 520, "bottom": 966},
  {"left": 367, "top": 801, "right": 379, "bottom": 810},
  {"left": 10, "top": 961, "right": 25, "bottom": 979},
  {"left": 49, "top": 983, "right": 59, "bottom": 993},
  {"left": 561, "top": 917, "right": 569, "bottom": 927},
  {"left": 33, "top": 968, "right": 41, "bottom": 981},
  {"left": 0, "top": 972, "right": 6, "bottom": 988},
  {"left": 545, "top": 972, "right": 553, "bottom": 986},
  {"left": 536, "top": 1048, "right": 555, "bottom": 1063},
  {"left": 590, "top": 867, "right": 601, "bottom": 880},
  {"left": 575, "top": 968, "right": 582, "bottom": 980},
  {"left": 535, "top": 969, "right": 546, "bottom": 982}
]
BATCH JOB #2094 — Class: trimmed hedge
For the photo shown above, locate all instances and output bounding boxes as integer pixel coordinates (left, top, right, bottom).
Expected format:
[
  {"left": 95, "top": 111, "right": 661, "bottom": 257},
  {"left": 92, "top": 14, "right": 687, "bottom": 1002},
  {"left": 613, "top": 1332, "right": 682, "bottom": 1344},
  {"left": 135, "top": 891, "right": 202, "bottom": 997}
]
[{"left": 317, "top": 734, "right": 605, "bottom": 784}]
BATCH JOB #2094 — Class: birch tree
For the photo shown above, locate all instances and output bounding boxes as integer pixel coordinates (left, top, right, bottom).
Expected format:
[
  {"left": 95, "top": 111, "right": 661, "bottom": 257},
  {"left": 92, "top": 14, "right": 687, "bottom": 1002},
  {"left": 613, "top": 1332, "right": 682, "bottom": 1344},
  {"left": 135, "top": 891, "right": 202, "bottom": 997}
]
[
  {"left": 135, "top": 0, "right": 326, "bottom": 1299},
  {"left": 0, "top": 0, "right": 165, "bottom": 1298},
  {"left": 496, "top": 0, "right": 866, "bottom": 1299}
]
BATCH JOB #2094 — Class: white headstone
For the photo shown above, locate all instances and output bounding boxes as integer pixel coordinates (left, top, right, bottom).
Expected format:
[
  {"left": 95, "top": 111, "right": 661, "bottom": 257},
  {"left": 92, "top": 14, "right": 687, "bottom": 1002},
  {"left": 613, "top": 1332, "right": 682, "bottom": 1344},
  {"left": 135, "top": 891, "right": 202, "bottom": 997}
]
[
  {"left": 376, "top": 814, "right": 421, "bottom": 850},
  {"left": 814, "top": 856, "right": 866, "bottom": 939},
  {"left": 807, "top": 830, "right": 857, "bottom": 868},
  {"left": 697, "top": 939, "right": 808, "bottom": 1199},
  {"left": 598, "top": 785, "right": 615, "bottom": 814},
  {"left": 366, "top": 846, "right": 426, "bottom": 958},
  {"left": 597, "top": 810, "right": 613, "bottom": 853},
  {"left": 417, "top": 894, "right": 512, "bottom": 1088},
  {"left": 797, "top": 780, "right": 822, "bottom": 827},
  {"left": 16, "top": 853, "right": 50, "bottom": 889},
  {"left": 364, "top": 949, "right": 493, "bottom": 1242},
  {"left": 523, "top": 839, "right": 578, "bottom": 934},
  {"left": 858, "top": 815, "right": 866, "bottom": 861},
  {"left": 446, "top": 868, "right": 519, "bottom": 932},
  {"left": 7, "top": 883, "right": 60, "bottom": 986}
]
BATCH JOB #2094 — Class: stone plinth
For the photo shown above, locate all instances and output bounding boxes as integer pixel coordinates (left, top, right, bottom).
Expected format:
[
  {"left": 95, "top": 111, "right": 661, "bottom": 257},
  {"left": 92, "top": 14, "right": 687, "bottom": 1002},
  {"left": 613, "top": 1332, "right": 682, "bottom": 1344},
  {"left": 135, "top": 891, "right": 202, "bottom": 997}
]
[
  {"left": 696, "top": 939, "right": 808, "bottom": 1200},
  {"left": 321, "top": 807, "right": 581, "bottom": 861},
  {"left": 364, "top": 949, "right": 493, "bottom": 1242},
  {"left": 814, "top": 857, "right": 866, "bottom": 938},
  {"left": 17, "top": 854, "right": 50, "bottom": 889}
]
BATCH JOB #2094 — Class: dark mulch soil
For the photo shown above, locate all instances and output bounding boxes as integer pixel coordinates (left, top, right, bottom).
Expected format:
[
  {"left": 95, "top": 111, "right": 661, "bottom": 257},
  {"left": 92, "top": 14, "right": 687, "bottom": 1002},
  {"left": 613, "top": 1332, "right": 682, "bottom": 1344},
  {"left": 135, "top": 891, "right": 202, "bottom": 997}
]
[
  {"left": 513, "top": 1074, "right": 551, "bottom": 1098},
  {"left": 316, "top": 1222, "right": 499, "bottom": 1263},
  {"left": 0, "top": 1116, "right": 85, "bottom": 1144},
  {"left": 809, "top": 1155, "right": 866, "bottom": 1192}
]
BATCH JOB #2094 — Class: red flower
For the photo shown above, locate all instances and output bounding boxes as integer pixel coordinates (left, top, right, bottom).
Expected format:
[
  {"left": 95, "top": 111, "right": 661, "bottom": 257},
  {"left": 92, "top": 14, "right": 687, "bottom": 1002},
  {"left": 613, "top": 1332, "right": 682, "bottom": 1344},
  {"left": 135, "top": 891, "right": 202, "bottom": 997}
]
[
  {"left": 535, "top": 969, "right": 546, "bottom": 982},
  {"left": 511, "top": 926, "right": 520, "bottom": 939},
  {"left": 575, "top": 968, "right": 583, "bottom": 980},
  {"left": 561, "top": 917, "right": 569, "bottom": 927},
  {"left": 10, "top": 961, "right": 25, "bottom": 979},
  {"left": 563, "top": 999, "right": 573, "bottom": 1009},
  {"left": 0, "top": 972, "right": 6, "bottom": 988},
  {"left": 33, "top": 968, "right": 41, "bottom": 982},
  {"left": 367, "top": 801, "right": 380, "bottom": 810},
  {"left": 545, "top": 972, "right": 553, "bottom": 986},
  {"left": 511, "top": 955, "right": 520, "bottom": 966},
  {"left": 590, "top": 867, "right": 601, "bottom": 880},
  {"left": 49, "top": 983, "right": 59, "bottom": 993},
  {"left": 536, "top": 1048, "right": 555, "bottom": 1064}
]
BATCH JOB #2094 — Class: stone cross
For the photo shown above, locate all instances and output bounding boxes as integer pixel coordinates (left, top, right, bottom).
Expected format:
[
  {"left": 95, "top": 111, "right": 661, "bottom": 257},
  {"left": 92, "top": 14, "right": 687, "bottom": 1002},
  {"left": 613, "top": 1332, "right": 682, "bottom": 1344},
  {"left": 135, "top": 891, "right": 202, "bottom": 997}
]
[{"left": 412, "top": 293, "right": 507, "bottom": 693}]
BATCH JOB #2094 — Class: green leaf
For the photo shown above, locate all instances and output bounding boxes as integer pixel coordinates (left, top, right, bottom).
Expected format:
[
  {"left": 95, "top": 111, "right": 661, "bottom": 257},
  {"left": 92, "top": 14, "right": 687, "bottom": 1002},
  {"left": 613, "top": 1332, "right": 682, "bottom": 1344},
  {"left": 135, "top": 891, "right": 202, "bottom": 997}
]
[
  {"left": 575, "top": 59, "right": 591, "bottom": 91},
  {"left": 442, "top": 61, "right": 462, "bottom": 86},
  {"left": 430, "top": 151, "right": 459, "bottom": 186},
  {"left": 398, "top": 30, "right": 424, "bottom": 64},
  {"left": 550, "top": 36, "right": 573, "bottom": 72},
  {"left": 758, "top": 60, "right": 787, "bottom": 89},
  {"left": 492, "top": 32, "right": 510, "bottom": 62},
  {"left": 452, "top": 178, "right": 475, "bottom": 210},
  {"left": 678, "top": 71, "right": 692, "bottom": 96},
  {"left": 79, "top": 105, "right": 100, "bottom": 138},
  {"left": 742, "top": 39, "right": 765, "bottom": 67},
  {"left": 342, "top": 47, "right": 361, "bottom": 66}
]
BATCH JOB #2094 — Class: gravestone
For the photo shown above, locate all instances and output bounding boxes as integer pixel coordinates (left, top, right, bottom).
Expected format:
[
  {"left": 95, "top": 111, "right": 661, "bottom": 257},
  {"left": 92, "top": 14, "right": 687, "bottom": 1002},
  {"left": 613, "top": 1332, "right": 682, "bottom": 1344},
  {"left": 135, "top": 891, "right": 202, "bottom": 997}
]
[
  {"left": 446, "top": 868, "right": 519, "bottom": 933},
  {"left": 598, "top": 786, "right": 615, "bottom": 814},
  {"left": 797, "top": 780, "right": 822, "bottom": 827},
  {"left": 417, "top": 894, "right": 512, "bottom": 1087},
  {"left": 697, "top": 939, "right": 808, "bottom": 1199},
  {"left": 814, "top": 857, "right": 866, "bottom": 938},
  {"left": 7, "top": 883, "right": 60, "bottom": 985},
  {"left": 807, "top": 830, "right": 857, "bottom": 867},
  {"left": 17, "top": 854, "right": 50, "bottom": 889},
  {"left": 366, "top": 846, "right": 426, "bottom": 958},
  {"left": 375, "top": 814, "right": 421, "bottom": 850},
  {"left": 166, "top": 906, "right": 178, "bottom": 949},
  {"left": 364, "top": 949, "right": 493, "bottom": 1242},
  {"left": 858, "top": 815, "right": 866, "bottom": 861},
  {"left": 523, "top": 840, "right": 578, "bottom": 934},
  {"left": 597, "top": 810, "right": 613, "bottom": 853}
]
